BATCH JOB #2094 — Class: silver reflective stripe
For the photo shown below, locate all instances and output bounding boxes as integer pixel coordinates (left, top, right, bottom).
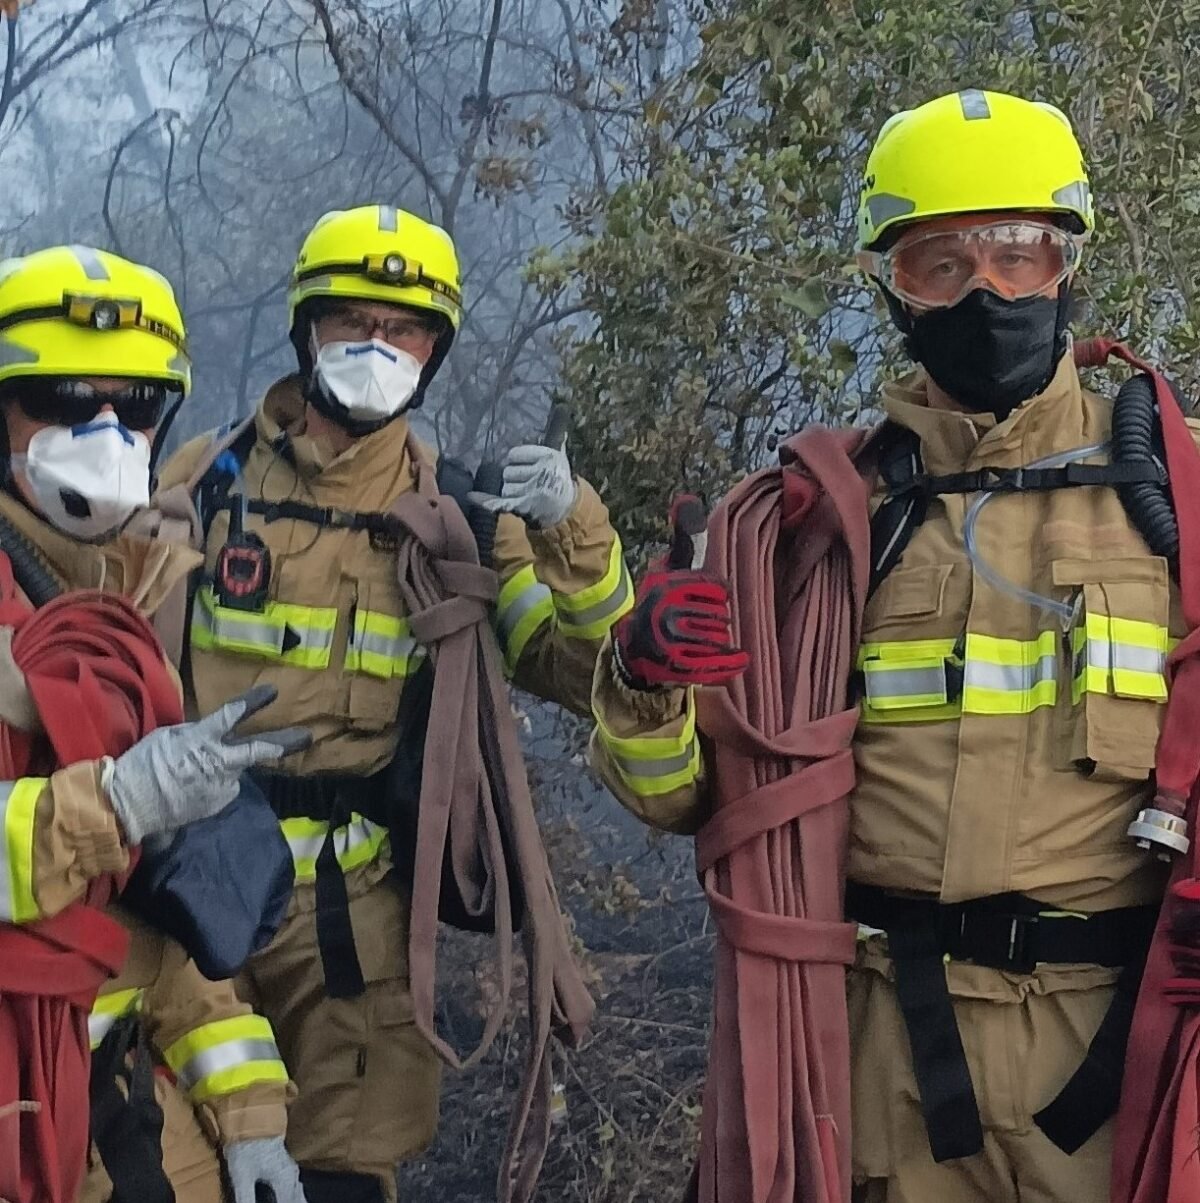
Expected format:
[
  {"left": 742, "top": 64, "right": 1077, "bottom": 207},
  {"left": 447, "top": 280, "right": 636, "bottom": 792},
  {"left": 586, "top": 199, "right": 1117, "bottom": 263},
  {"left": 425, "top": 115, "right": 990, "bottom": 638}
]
[
  {"left": 1081, "top": 639, "right": 1165, "bottom": 677},
  {"left": 964, "top": 654, "right": 1055, "bottom": 693},
  {"left": 378, "top": 205, "right": 398, "bottom": 233},
  {"left": 70, "top": 246, "right": 109, "bottom": 280},
  {"left": 0, "top": 780, "right": 15, "bottom": 921},
  {"left": 353, "top": 628, "right": 422, "bottom": 663},
  {"left": 284, "top": 818, "right": 385, "bottom": 865},
  {"left": 0, "top": 337, "right": 39, "bottom": 368},
  {"left": 89, "top": 1011, "right": 118, "bottom": 1048},
  {"left": 866, "top": 194, "right": 916, "bottom": 229},
  {"left": 864, "top": 663, "right": 947, "bottom": 702},
  {"left": 175, "top": 1038, "right": 281, "bottom": 1093},
  {"left": 959, "top": 89, "right": 991, "bottom": 120},
  {"left": 195, "top": 596, "right": 333, "bottom": 656},
  {"left": 558, "top": 567, "right": 632, "bottom": 630},
  {"left": 611, "top": 747, "right": 695, "bottom": 779},
  {"left": 496, "top": 581, "right": 552, "bottom": 643},
  {"left": 1053, "top": 181, "right": 1091, "bottom": 214}
]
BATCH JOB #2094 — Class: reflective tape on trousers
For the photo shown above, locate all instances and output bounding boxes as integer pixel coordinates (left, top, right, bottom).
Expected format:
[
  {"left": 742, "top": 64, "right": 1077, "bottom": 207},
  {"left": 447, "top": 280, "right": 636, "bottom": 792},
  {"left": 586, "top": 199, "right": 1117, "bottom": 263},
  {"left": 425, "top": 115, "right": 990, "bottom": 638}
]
[{"left": 280, "top": 814, "right": 389, "bottom": 882}]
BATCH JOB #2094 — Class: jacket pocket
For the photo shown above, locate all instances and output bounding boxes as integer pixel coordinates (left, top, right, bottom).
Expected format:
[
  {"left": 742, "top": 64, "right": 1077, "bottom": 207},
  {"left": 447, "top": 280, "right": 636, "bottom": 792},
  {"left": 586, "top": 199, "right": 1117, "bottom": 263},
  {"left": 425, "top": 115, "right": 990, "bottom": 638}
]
[
  {"left": 859, "top": 564, "right": 962, "bottom": 723},
  {"left": 345, "top": 579, "right": 418, "bottom": 730},
  {"left": 1052, "top": 556, "right": 1169, "bottom": 781}
]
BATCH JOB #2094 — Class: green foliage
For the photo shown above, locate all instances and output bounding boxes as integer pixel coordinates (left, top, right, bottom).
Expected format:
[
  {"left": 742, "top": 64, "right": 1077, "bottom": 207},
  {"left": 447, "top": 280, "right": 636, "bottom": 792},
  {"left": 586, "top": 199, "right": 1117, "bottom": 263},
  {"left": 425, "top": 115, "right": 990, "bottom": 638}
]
[{"left": 538, "top": 0, "right": 1200, "bottom": 558}]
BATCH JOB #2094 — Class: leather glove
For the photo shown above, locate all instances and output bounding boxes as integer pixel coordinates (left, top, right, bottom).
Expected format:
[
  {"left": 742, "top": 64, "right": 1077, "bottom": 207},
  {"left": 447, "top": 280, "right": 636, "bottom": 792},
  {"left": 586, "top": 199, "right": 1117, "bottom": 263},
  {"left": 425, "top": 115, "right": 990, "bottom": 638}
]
[
  {"left": 613, "top": 569, "right": 748, "bottom": 690},
  {"left": 468, "top": 443, "right": 578, "bottom": 528},
  {"left": 613, "top": 493, "right": 747, "bottom": 691},
  {"left": 103, "top": 684, "right": 311, "bottom": 845},
  {"left": 223, "top": 1135, "right": 306, "bottom": 1203}
]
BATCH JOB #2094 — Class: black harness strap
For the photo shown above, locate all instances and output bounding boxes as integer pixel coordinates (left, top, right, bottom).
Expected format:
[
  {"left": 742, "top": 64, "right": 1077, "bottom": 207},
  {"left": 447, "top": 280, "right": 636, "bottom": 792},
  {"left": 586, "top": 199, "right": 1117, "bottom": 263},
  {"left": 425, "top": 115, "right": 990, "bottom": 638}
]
[
  {"left": 89, "top": 1014, "right": 174, "bottom": 1203},
  {"left": 901, "top": 459, "right": 1165, "bottom": 498},
  {"left": 253, "top": 772, "right": 369, "bottom": 1000},
  {"left": 846, "top": 882, "right": 1156, "bottom": 1162}
]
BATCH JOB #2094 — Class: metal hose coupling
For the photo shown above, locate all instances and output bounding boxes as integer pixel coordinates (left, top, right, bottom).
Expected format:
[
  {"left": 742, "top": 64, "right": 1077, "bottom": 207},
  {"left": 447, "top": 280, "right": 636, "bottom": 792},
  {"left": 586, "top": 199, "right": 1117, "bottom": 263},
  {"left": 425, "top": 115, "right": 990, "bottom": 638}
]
[{"left": 1128, "top": 789, "right": 1191, "bottom": 861}]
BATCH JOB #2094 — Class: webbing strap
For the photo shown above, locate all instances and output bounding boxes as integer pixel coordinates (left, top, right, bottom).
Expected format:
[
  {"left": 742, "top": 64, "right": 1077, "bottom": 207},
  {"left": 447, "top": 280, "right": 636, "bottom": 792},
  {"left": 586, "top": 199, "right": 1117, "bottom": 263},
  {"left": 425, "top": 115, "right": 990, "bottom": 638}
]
[
  {"left": 314, "top": 820, "right": 366, "bottom": 999},
  {"left": 898, "top": 459, "right": 1165, "bottom": 498},
  {"left": 847, "top": 883, "right": 1155, "bottom": 1163},
  {"left": 208, "top": 496, "right": 396, "bottom": 535},
  {"left": 1034, "top": 955, "right": 1147, "bottom": 1153},
  {"left": 89, "top": 1015, "right": 173, "bottom": 1203},
  {"left": 886, "top": 920, "right": 985, "bottom": 1162}
]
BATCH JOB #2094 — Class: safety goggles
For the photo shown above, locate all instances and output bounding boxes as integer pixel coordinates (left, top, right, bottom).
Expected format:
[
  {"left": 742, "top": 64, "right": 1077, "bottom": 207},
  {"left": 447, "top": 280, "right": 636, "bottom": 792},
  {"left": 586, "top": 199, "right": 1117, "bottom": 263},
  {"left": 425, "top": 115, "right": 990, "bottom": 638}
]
[
  {"left": 15, "top": 378, "right": 174, "bottom": 430},
  {"left": 857, "top": 219, "right": 1085, "bottom": 310}
]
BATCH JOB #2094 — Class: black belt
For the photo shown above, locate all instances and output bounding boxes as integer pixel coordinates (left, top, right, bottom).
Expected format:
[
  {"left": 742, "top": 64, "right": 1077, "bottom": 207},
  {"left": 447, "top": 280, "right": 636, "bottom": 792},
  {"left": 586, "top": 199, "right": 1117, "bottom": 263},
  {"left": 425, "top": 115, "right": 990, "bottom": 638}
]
[
  {"left": 846, "top": 882, "right": 1156, "bottom": 1162},
  {"left": 254, "top": 771, "right": 381, "bottom": 1000}
]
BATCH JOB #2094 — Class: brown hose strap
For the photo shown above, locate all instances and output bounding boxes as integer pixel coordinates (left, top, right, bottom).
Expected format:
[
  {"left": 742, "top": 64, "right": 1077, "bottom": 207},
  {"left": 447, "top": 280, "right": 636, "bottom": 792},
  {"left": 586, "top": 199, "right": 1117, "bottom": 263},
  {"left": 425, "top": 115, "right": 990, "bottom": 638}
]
[{"left": 389, "top": 441, "right": 594, "bottom": 1202}]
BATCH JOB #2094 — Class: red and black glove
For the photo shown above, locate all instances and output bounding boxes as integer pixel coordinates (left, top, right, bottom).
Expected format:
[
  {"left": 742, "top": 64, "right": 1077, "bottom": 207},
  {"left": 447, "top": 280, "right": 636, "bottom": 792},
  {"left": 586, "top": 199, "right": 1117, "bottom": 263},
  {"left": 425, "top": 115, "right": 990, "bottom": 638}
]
[{"left": 612, "top": 495, "right": 749, "bottom": 690}]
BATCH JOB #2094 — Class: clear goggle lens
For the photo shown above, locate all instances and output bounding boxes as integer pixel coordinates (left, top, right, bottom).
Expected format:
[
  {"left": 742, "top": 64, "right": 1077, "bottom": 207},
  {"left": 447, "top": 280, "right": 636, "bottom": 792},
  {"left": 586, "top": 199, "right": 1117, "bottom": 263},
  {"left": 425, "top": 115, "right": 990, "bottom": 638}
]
[{"left": 858, "top": 220, "right": 1084, "bottom": 310}]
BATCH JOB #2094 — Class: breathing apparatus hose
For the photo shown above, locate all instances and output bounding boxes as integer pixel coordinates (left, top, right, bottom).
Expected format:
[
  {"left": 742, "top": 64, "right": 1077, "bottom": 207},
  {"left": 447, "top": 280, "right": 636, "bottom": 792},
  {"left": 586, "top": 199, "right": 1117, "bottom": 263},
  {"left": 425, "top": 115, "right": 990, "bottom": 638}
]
[
  {"left": 0, "top": 510, "right": 63, "bottom": 607},
  {"left": 1112, "top": 372, "right": 1180, "bottom": 572}
]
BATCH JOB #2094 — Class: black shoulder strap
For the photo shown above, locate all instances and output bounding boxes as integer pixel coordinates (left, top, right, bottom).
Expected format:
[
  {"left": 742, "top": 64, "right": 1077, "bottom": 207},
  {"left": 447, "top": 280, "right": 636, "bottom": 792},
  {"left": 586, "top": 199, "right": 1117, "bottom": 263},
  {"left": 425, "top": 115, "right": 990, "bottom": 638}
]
[
  {"left": 194, "top": 419, "right": 258, "bottom": 538},
  {"left": 868, "top": 422, "right": 926, "bottom": 603}
]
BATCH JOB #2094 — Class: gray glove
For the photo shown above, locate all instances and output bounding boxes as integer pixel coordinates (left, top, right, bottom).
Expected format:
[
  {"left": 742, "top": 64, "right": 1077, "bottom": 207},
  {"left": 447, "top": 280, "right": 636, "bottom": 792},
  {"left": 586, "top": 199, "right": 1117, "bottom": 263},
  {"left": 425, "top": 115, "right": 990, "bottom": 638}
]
[
  {"left": 223, "top": 1135, "right": 307, "bottom": 1203},
  {"left": 468, "top": 443, "right": 578, "bottom": 528},
  {"left": 103, "top": 684, "right": 311, "bottom": 845}
]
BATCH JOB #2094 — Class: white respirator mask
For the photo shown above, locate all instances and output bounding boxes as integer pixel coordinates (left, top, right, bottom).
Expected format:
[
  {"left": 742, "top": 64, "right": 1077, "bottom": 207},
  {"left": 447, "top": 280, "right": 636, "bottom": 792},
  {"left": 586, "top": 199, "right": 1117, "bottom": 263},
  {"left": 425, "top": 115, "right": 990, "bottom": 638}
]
[
  {"left": 311, "top": 334, "right": 422, "bottom": 427},
  {"left": 9, "top": 411, "right": 151, "bottom": 541}
]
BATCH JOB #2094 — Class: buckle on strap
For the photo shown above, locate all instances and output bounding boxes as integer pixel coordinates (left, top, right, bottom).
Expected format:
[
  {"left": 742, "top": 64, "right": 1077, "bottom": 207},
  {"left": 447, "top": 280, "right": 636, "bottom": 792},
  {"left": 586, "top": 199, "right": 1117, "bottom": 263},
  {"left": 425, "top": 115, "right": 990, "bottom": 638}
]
[{"left": 943, "top": 905, "right": 1042, "bottom": 974}]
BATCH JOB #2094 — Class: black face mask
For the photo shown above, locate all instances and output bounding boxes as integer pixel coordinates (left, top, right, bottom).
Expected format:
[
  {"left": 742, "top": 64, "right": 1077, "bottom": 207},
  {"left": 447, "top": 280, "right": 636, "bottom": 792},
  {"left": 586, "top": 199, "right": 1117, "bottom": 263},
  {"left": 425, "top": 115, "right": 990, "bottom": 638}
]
[{"left": 899, "top": 287, "right": 1070, "bottom": 419}]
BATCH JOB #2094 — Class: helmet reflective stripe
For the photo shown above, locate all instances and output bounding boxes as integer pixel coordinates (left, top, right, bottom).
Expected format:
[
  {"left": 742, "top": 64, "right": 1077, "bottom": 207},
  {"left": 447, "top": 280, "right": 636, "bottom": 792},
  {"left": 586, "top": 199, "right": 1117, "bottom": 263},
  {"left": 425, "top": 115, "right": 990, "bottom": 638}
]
[
  {"left": 378, "top": 205, "right": 399, "bottom": 232},
  {"left": 69, "top": 245, "right": 110, "bottom": 280}
]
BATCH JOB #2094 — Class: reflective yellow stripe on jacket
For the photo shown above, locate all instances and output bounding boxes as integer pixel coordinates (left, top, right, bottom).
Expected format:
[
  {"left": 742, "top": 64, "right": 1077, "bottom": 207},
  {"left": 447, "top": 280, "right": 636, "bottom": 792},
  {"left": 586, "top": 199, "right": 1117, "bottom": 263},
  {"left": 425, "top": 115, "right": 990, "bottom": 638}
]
[
  {"left": 496, "top": 536, "right": 632, "bottom": 669},
  {"left": 89, "top": 988, "right": 144, "bottom": 1050},
  {"left": 595, "top": 691, "right": 701, "bottom": 798},
  {"left": 345, "top": 610, "right": 427, "bottom": 679},
  {"left": 495, "top": 566, "right": 554, "bottom": 670},
  {"left": 1072, "top": 612, "right": 1168, "bottom": 702},
  {"left": 192, "top": 586, "right": 336, "bottom": 669},
  {"left": 861, "top": 619, "right": 1169, "bottom": 722},
  {"left": 279, "top": 814, "right": 389, "bottom": 883},
  {"left": 163, "top": 1014, "right": 288, "bottom": 1104},
  {"left": 0, "top": 777, "right": 44, "bottom": 923},
  {"left": 554, "top": 539, "right": 633, "bottom": 640}
]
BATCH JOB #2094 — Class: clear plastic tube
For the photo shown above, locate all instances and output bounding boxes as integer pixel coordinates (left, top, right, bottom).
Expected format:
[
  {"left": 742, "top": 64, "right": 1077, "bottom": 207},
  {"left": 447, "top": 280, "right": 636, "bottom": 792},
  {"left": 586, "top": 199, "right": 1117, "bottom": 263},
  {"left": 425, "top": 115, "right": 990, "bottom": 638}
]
[{"left": 962, "top": 442, "right": 1109, "bottom": 625}]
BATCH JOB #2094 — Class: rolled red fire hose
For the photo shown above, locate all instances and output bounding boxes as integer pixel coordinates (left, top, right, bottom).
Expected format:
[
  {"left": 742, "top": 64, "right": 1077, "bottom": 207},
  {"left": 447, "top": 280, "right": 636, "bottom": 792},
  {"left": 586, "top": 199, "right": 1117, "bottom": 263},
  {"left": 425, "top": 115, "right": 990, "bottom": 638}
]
[
  {"left": 688, "top": 427, "right": 874, "bottom": 1203},
  {"left": 0, "top": 551, "right": 181, "bottom": 1203}
]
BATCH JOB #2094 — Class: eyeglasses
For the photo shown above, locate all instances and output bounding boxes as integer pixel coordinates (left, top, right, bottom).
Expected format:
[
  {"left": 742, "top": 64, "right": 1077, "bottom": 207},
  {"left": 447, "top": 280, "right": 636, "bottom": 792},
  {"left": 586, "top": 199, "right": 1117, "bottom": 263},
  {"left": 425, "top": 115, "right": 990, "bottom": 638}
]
[
  {"left": 857, "top": 219, "right": 1085, "bottom": 310},
  {"left": 16, "top": 379, "right": 173, "bottom": 430},
  {"left": 319, "top": 307, "right": 436, "bottom": 348}
]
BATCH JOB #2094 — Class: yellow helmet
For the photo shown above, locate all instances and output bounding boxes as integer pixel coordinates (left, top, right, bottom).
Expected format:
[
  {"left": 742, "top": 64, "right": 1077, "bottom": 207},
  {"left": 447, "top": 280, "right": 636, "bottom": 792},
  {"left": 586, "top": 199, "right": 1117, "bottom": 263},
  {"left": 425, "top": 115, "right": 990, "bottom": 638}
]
[
  {"left": 287, "top": 204, "right": 462, "bottom": 400},
  {"left": 856, "top": 89, "right": 1094, "bottom": 250},
  {"left": 0, "top": 245, "right": 190, "bottom": 393}
]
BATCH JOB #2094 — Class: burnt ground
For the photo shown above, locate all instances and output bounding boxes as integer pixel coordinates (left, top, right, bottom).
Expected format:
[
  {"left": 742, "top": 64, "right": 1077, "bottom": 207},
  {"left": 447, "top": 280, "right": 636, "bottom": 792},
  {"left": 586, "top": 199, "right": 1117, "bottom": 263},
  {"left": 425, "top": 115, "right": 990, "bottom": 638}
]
[{"left": 397, "top": 703, "right": 714, "bottom": 1202}]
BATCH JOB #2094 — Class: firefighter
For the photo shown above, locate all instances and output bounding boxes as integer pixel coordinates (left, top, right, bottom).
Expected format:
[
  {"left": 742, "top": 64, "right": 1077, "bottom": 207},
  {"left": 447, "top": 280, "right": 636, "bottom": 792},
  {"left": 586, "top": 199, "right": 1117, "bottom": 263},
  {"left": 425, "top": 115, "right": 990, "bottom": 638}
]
[
  {"left": 0, "top": 245, "right": 309, "bottom": 1203},
  {"left": 589, "top": 90, "right": 1180, "bottom": 1201},
  {"left": 158, "top": 204, "right": 631, "bottom": 1202}
]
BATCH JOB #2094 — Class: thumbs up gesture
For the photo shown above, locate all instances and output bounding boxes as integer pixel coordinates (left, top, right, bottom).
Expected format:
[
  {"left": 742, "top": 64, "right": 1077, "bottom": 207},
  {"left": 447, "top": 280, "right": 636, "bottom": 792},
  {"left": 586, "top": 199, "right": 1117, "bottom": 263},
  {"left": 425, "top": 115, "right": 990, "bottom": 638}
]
[{"left": 611, "top": 494, "right": 748, "bottom": 691}]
